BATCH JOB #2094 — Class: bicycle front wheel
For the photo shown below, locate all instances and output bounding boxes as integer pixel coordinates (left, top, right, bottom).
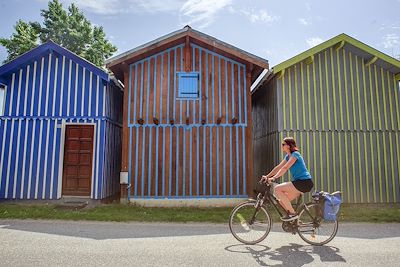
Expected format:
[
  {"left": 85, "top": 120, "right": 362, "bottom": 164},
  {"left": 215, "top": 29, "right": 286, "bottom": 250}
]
[
  {"left": 229, "top": 201, "right": 272, "bottom": 245},
  {"left": 297, "top": 203, "right": 338, "bottom": 246}
]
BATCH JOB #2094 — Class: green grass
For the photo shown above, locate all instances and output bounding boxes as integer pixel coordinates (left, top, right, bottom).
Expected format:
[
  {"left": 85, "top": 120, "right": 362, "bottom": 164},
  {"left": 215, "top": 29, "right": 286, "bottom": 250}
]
[{"left": 0, "top": 203, "right": 399, "bottom": 223}]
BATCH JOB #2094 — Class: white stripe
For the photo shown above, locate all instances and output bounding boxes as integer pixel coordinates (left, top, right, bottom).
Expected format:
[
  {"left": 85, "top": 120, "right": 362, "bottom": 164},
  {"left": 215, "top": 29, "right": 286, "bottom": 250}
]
[
  {"left": 89, "top": 72, "right": 92, "bottom": 116},
  {"left": 1, "top": 85, "right": 7, "bottom": 117},
  {"left": 8, "top": 73, "right": 15, "bottom": 115},
  {"left": 95, "top": 76, "right": 99, "bottom": 116},
  {"left": 103, "top": 85, "right": 106, "bottom": 116},
  {"left": 52, "top": 57, "right": 59, "bottom": 116},
  {"left": 5, "top": 120, "right": 15, "bottom": 198},
  {"left": 19, "top": 120, "right": 29, "bottom": 198},
  {"left": 74, "top": 63, "right": 78, "bottom": 116},
  {"left": 13, "top": 120, "right": 22, "bottom": 198},
  {"left": 23, "top": 65, "right": 30, "bottom": 116},
  {"left": 45, "top": 53, "right": 52, "bottom": 116},
  {"left": 16, "top": 69, "right": 23, "bottom": 116},
  {"left": 59, "top": 56, "right": 66, "bottom": 116},
  {"left": 34, "top": 120, "right": 44, "bottom": 199},
  {"left": 49, "top": 121, "right": 57, "bottom": 199},
  {"left": 38, "top": 57, "right": 45, "bottom": 116},
  {"left": 57, "top": 119, "right": 66, "bottom": 199},
  {"left": 42, "top": 121, "right": 51, "bottom": 199},
  {"left": 30, "top": 62, "right": 37, "bottom": 116},
  {"left": 67, "top": 59, "right": 72, "bottom": 116},
  {"left": 27, "top": 119, "right": 36, "bottom": 199},
  {"left": 0, "top": 120, "right": 8, "bottom": 193},
  {"left": 81, "top": 68, "right": 86, "bottom": 116},
  {"left": 95, "top": 122, "right": 100, "bottom": 199}
]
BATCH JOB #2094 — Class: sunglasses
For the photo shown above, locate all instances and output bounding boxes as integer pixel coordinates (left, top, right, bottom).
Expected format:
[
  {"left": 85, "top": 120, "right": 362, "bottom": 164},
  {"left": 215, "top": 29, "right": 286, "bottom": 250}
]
[{"left": 281, "top": 143, "right": 287, "bottom": 146}]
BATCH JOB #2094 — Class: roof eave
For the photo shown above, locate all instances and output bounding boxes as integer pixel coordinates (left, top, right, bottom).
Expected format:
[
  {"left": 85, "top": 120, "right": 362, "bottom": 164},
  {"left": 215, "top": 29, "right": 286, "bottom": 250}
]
[
  {"left": 273, "top": 33, "right": 400, "bottom": 74},
  {"left": 106, "top": 26, "right": 269, "bottom": 71},
  {"left": 0, "top": 40, "right": 109, "bottom": 82}
]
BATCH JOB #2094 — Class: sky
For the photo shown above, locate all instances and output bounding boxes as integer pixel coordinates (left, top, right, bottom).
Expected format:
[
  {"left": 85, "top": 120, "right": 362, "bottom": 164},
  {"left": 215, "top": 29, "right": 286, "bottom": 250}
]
[{"left": 0, "top": 0, "right": 400, "bottom": 109}]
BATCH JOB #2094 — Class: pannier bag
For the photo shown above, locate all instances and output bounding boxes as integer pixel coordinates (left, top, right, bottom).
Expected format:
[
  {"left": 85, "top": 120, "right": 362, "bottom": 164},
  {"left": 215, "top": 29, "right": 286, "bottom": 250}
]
[
  {"left": 313, "top": 191, "right": 342, "bottom": 221},
  {"left": 323, "top": 191, "right": 342, "bottom": 221}
]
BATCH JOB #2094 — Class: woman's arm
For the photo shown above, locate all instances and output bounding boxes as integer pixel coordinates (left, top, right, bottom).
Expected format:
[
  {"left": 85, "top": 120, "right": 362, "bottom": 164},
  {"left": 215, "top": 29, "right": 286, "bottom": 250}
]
[
  {"left": 262, "top": 159, "right": 287, "bottom": 179},
  {"left": 268, "top": 156, "right": 297, "bottom": 182}
]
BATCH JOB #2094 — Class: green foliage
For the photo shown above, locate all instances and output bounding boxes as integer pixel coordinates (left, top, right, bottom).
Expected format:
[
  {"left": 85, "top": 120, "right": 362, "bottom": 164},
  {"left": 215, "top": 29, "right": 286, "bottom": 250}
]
[
  {"left": 0, "top": 20, "right": 40, "bottom": 62},
  {"left": 0, "top": 0, "right": 116, "bottom": 66}
]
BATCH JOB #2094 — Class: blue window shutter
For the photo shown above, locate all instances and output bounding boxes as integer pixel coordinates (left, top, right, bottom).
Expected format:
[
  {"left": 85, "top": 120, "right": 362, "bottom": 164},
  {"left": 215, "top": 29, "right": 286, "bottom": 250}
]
[{"left": 178, "top": 72, "right": 199, "bottom": 98}]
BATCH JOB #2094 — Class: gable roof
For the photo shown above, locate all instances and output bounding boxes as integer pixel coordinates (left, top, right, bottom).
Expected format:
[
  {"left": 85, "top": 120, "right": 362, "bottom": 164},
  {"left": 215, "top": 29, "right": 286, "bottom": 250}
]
[
  {"left": 106, "top": 26, "right": 269, "bottom": 84},
  {"left": 273, "top": 33, "right": 400, "bottom": 75},
  {"left": 0, "top": 41, "right": 109, "bottom": 83}
]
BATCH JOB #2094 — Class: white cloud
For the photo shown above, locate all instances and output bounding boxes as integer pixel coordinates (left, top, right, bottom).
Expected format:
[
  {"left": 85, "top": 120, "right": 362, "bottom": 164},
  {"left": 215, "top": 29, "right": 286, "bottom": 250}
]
[
  {"left": 298, "top": 18, "right": 311, "bottom": 26},
  {"left": 241, "top": 9, "right": 278, "bottom": 24},
  {"left": 48, "top": 0, "right": 186, "bottom": 15},
  {"left": 135, "top": 0, "right": 186, "bottom": 13},
  {"left": 306, "top": 37, "right": 323, "bottom": 47},
  {"left": 382, "top": 33, "right": 399, "bottom": 48},
  {"left": 179, "top": 0, "right": 233, "bottom": 29},
  {"left": 39, "top": 0, "right": 278, "bottom": 29}
]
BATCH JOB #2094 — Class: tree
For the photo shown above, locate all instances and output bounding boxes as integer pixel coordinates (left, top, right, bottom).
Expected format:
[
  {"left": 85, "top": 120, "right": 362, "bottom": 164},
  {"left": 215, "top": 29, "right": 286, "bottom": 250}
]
[{"left": 0, "top": 0, "right": 117, "bottom": 66}]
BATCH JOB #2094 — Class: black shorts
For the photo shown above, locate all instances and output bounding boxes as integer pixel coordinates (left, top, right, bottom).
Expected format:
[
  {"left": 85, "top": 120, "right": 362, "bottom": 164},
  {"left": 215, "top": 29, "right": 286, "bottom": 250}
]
[{"left": 292, "top": 179, "right": 314, "bottom": 193}]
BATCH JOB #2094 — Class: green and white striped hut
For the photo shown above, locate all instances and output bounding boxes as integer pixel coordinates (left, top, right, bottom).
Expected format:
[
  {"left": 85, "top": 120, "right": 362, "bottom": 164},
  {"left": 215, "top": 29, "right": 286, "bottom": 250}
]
[{"left": 252, "top": 33, "right": 400, "bottom": 204}]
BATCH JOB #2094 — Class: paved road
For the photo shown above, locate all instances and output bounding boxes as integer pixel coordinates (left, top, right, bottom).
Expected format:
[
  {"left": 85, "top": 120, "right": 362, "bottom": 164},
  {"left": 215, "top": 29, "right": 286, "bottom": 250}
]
[{"left": 0, "top": 219, "right": 399, "bottom": 267}]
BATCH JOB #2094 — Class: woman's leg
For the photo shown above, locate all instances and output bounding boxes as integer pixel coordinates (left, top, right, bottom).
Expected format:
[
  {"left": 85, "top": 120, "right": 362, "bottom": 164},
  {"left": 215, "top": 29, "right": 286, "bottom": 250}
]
[{"left": 274, "top": 182, "right": 302, "bottom": 214}]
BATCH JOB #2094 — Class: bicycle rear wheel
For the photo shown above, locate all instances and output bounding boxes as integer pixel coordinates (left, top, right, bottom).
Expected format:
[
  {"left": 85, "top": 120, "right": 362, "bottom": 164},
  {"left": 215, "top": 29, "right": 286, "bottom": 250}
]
[
  {"left": 297, "top": 203, "right": 338, "bottom": 245},
  {"left": 229, "top": 201, "right": 272, "bottom": 245}
]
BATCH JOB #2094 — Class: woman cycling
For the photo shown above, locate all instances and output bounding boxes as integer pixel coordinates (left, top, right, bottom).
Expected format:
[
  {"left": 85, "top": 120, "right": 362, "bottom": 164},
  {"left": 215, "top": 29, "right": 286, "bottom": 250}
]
[{"left": 261, "top": 137, "right": 313, "bottom": 221}]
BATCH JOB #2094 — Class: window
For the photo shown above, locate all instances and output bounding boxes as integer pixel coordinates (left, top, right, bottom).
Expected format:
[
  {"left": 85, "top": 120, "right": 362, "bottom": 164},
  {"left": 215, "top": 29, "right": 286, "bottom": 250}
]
[
  {"left": 177, "top": 72, "right": 199, "bottom": 99},
  {"left": 0, "top": 85, "right": 5, "bottom": 116}
]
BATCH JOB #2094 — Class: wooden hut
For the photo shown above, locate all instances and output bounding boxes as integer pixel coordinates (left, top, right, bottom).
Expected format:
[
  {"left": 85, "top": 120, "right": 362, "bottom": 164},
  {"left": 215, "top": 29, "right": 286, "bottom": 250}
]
[
  {"left": 0, "top": 41, "right": 123, "bottom": 200},
  {"left": 106, "top": 26, "right": 269, "bottom": 205},
  {"left": 252, "top": 33, "right": 400, "bottom": 203}
]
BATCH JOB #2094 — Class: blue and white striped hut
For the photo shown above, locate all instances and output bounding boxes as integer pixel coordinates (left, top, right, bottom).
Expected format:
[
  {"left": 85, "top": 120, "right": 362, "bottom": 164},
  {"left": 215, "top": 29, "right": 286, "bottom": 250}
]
[{"left": 0, "top": 41, "right": 123, "bottom": 200}]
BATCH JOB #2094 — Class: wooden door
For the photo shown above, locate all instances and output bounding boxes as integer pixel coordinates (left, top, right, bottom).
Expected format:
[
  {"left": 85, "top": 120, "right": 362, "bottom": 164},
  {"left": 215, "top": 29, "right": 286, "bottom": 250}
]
[{"left": 62, "top": 125, "right": 94, "bottom": 196}]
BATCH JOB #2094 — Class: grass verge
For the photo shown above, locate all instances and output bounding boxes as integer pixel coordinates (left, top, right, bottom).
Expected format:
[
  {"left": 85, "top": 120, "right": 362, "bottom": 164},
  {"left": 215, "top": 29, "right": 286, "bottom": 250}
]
[{"left": 0, "top": 203, "right": 399, "bottom": 223}]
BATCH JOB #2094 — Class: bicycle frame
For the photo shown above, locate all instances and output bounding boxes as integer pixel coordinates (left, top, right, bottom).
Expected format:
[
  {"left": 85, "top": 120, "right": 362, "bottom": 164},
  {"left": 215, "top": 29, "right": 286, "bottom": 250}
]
[{"left": 251, "top": 184, "right": 319, "bottom": 228}]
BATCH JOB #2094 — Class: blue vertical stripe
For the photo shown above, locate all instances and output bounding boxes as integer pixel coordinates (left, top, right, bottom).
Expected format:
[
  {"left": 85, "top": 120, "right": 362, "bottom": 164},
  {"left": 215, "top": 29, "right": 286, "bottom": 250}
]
[
  {"left": 196, "top": 127, "right": 200, "bottom": 195},
  {"left": 169, "top": 127, "right": 172, "bottom": 197},
  {"left": 134, "top": 126, "right": 139, "bottom": 196},
  {"left": 236, "top": 126, "right": 240, "bottom": 195},
  {"left": 189, "top": 127, "right": 193, "bottom": 196},
  {"left": 242, "top": 127, "right": 246, "bottom": 195},
  {"left": 182, "top": 127, "right": 186, "bottom": 196},
  {"left": 176, "top": 127, "right": 179, "bottom": 196},
  {"left": 148, "top": 127, "right": 152, "bottom": 195},
  {"left": 162, "top": 127, "right": 166, "bottom": 195}
]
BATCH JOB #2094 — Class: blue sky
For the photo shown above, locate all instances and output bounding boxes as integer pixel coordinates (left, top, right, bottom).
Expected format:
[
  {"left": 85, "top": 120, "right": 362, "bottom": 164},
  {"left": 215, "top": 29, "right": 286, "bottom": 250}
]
[
  {"left": 0, "top": 0, "right": 399, "bottom": 66},
  {"left": 1, "top": 0, "right": 399, "bottom": 112}
]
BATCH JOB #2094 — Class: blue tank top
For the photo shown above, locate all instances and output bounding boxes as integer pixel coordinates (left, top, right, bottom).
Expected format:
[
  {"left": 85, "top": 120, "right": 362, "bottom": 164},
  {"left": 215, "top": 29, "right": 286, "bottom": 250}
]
[{"left": 284, "top": 151, "right": 312, "bottom": 181}]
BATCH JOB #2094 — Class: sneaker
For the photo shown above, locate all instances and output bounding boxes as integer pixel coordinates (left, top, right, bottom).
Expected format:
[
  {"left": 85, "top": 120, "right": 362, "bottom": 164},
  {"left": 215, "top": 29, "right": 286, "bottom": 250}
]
[{"left": 281, "top": 214, "right": 299, "bottom": 222}]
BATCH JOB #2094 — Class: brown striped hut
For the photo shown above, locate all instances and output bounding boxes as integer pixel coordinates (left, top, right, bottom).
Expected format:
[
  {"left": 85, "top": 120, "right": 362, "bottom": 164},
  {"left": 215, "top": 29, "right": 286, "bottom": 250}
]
[
  {"left": 106, "top": 26, "right": 269, "bottom": 205},
  {"left": 252, "top": 33, "right": 400, "bottom": 204}
]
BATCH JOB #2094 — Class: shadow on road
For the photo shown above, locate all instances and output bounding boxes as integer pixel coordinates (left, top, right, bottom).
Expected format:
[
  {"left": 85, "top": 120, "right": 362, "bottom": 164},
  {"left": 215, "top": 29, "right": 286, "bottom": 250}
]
[
  {"left": 225, "top": 243, "right": 346, "bottom": 267},
  {"left": 0, "top": 220, "right": 231, "bottom": 240}
]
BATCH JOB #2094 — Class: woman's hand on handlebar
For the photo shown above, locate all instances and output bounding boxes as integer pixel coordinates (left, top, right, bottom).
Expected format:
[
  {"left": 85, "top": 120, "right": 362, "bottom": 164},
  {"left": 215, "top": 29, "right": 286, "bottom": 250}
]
[{"left": 260, "top": 175, "right": 274, "bottom": 185}]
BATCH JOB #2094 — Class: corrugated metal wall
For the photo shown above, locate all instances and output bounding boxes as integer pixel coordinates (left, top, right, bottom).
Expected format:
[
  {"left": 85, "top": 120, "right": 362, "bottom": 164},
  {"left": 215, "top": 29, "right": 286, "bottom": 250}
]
[
  {"left": 127, "top": 43, "right": 251, "bottom": 198},
  {"left": 0, "top": 51, "right": 122, "bottom": 199},
  {"left": 254, "top": 46, "right": 400, "bottom": 203}
]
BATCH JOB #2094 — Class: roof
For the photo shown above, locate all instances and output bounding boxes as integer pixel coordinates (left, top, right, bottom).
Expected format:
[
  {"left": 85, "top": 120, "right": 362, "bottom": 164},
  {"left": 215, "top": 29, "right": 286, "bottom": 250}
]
[
  {"left": 252, "top": 33, "right": 400, "bottom": 93},
  {"left": 106, "top": 26, "right": 269, "bottom": 84},
  {"left": 273, "top": 33, "right": 400, "bottom": 74},
  {"left": 0, "top": 41, "right": 109, "bottom": 83}
]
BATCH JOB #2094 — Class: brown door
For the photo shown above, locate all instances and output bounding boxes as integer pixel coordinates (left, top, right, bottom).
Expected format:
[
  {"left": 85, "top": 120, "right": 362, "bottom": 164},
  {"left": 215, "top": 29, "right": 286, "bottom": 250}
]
[{"left": 62, "top": 125, "right": 94, "bottom": 196}]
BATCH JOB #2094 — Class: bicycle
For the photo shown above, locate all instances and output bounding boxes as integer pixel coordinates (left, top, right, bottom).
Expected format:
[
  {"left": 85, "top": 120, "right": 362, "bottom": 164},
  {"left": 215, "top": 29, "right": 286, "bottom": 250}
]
[{"left": 229, "top": 181, "right": 340, "bottom": 246}]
